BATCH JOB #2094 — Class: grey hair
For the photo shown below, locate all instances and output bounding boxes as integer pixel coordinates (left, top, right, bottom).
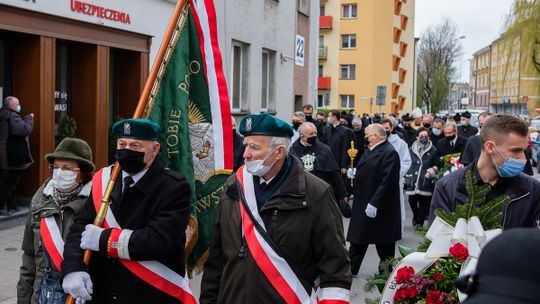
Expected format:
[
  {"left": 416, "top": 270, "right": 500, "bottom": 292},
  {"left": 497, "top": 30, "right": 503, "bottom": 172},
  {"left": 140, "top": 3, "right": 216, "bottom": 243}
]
[
  {"left": 423, "top": 114, "right": 434, "bottom": 122},
  {"left": 3, "top": 96, "right": 17, "bottom": 108},
  {"left": 385, "top": 116, "right": 398, "bottom": 128},
  {"left": 298, "top": 122, "right": 316, "bottom": 136},
  {"left": 367, "top": 123, "right": 386, "bottom": 138},
  {"left": 352, "top": 117, "right": 362, "bottom": 126},
  {"left": 444, "top": 122, "right": 457, "bottom": 131},
  {"left": 293, "top": 111, "right": 306, "bottom": 122},
  {"left": 270, "top": 136, "right": 292, "bottom": 153}
]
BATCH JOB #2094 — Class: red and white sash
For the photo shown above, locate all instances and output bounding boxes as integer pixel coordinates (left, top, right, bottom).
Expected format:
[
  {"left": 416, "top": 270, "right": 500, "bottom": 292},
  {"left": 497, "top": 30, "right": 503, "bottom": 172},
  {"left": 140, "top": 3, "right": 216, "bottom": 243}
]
[
  {"left": 40, "top": 216, "right": 65, "bottom": 271},
  {"left": 92, "top": 166, "right": 196, "bottom": 304},
  {"left": 236, "top": 166, "right": 349, "bottom": 304}
]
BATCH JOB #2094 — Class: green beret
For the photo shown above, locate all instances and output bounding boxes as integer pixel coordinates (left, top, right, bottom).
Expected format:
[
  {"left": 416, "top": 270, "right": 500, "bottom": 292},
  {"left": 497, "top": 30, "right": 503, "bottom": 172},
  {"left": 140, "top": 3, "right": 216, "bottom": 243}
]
[
  {"left": 239, "top": 113, "right": 293, "bottom": 138},
  {"left": 45, "top": 137, "right": 95, "bottom": 172},
  {"left": 112, "top": 118, "right": 160, "bottom": 140}
]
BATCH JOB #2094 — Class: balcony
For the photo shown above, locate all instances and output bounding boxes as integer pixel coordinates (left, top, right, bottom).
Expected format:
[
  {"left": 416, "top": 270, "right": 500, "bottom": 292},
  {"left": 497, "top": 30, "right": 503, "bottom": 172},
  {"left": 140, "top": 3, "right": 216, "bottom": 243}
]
[
  {"left": 398, "top": 95, "right": 406, "bottom": 110},
  {"left": 319, "top": 46, "right": 328, "bottom": 60},
  {"left": 392, "top": 55, "right": 401, "bottom": 71},
  {"left": 318, "top": 76, "right": 331, "bottom": 90},
  {"left": 392, "top": 83, "right": 400, "bottom": 98},
  {"left": 399, "top": 42, "right": 408, "bottom": 57},
  {"left": 399, "top": 68, "right": 407, "bottom": 84},
  {"left": 320, "top": 16, "right": 333, "bottom": 30},
  {"left": 394, "top": 0, "right": 402, "bottom": 15},
  {"left": 393, "top": 27, "right": 402, "bottom": 43},
  {"left": 401, "top": 15, "right": 409, "bottom": 31}
]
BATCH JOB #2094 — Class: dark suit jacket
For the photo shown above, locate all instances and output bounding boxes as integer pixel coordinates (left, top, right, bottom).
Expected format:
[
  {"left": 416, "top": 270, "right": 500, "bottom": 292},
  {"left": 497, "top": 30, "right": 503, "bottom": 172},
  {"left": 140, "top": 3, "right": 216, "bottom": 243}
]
[
  {"left": 436, "top": 136, "right": 467, "bottom": 158},
  {"left": 347, "top": 141, "right": 401, "bottom": 244},
  {"left": 322, "top": 124, "right": 353, "bottom": 169}
]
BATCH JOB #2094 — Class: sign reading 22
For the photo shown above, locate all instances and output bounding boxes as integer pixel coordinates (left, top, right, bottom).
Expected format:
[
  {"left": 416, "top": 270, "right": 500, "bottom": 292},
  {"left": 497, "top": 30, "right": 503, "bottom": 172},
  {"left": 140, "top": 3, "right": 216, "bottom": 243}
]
[{"left": 295, "top": 35, "right": 305, "bottom": 67}]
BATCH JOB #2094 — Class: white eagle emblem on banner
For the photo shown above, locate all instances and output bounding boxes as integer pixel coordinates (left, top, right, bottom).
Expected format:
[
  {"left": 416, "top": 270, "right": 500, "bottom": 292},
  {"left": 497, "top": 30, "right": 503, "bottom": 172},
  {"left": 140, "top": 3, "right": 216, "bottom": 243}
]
[{"left": 300, "top": 154, "right": 316, "bottom": 172}]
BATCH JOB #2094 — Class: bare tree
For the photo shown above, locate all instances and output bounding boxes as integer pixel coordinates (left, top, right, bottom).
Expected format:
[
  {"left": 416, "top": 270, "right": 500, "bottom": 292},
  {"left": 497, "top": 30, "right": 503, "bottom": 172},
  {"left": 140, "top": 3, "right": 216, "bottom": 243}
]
[{"left": 416, "top": 18, "right": 463, "bottom": 113}]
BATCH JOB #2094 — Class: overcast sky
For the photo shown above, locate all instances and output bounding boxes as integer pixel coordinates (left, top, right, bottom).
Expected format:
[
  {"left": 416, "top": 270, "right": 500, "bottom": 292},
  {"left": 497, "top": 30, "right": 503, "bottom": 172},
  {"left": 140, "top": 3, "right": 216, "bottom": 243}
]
[{"left": 414, "top": 0, "right": 515, "bottom": 83}]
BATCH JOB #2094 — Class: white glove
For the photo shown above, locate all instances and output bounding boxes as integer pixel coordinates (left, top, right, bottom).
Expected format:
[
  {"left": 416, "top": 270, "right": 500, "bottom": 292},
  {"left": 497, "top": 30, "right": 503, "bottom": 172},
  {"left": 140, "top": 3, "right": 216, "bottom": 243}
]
[
  {"left": 365, "top": 203, "right": 377, "bottom": 218},
  {"left": 62, "top": 271, "right": 93, "bottom": 303},
  {"left": 80, "top": 224, "right": 104, "bottom": 251},
  {"left": 347, "top": 168, "right": 356, "bottom": 179}
]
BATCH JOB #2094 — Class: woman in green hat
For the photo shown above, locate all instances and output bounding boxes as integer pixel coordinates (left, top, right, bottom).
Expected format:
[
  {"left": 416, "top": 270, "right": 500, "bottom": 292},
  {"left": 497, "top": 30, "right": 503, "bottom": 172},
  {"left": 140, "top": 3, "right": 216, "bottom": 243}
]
[{"left": 17, "top": 137, "right": 95, "bottom": 304}]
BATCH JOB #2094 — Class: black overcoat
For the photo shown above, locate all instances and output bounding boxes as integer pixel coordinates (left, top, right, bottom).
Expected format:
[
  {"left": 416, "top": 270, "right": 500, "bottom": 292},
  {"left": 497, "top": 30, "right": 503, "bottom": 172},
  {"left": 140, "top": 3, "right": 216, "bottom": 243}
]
[
  {"left": 322, "top": 124, "right": 352, "bottom": 169},
  {"left": 436, "top": 136, "right": 467, "bottom": 157},
  {"left": 62, "top": 159, "right": 191, "bottom": 304},
  {"left": 347, "top": 141, "right": 401, "bottom": 244}
]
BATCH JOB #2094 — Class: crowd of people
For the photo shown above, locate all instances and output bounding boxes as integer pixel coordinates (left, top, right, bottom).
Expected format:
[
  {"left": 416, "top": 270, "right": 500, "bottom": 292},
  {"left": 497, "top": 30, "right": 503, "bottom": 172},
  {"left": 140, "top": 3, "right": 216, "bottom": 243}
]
[{"left": 2, "top": 93, "right": 539, "bottom": 303}]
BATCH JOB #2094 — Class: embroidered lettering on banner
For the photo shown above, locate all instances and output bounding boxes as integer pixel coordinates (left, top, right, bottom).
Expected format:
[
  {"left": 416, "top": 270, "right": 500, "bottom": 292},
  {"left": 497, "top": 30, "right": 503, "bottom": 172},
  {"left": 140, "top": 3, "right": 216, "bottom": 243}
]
[{"left": 300, "top": 154, "right": 316, "bottom": 172}]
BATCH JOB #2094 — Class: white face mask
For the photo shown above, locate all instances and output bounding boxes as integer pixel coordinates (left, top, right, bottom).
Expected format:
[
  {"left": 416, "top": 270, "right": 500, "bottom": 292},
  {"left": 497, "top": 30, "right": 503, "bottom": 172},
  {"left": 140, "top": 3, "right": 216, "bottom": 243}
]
[
  {"left": 52, "top": 168, "right": 79, "bottom": 192},
  {"left": 245, "top": 148, "right": 278, "bottom": 177}
]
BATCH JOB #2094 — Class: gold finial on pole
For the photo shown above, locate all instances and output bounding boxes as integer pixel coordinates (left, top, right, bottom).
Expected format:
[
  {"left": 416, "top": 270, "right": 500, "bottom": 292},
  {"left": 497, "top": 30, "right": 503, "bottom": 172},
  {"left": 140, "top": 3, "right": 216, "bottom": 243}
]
[{"left": 347, "top": 140, "right": 358, "bottom": 187}]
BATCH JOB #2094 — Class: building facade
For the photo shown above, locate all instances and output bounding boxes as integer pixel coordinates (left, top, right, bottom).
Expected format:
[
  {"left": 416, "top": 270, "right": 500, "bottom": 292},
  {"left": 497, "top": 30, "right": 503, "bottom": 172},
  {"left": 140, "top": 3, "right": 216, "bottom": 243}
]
[
  {"left": 215, "top": 0, "right": 317, "bottom": 122},
  {"left": 469, "top": 45, "right": 491, "bottom": 109},
  {"left": 0, "top": 0, "right": 178, "bottom": 196},
  {"left": 489, "top": 35, "right": 539, "bottom": 115},
  {"left": 317, "top": 0, "right": 416, "bottom": 114}
]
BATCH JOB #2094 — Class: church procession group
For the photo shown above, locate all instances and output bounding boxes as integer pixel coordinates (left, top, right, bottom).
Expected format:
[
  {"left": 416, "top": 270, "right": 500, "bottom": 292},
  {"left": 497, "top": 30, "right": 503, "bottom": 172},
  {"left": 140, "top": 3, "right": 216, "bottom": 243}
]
[{"left": 14, "top": 105, "right": 540, "bottom": 304}]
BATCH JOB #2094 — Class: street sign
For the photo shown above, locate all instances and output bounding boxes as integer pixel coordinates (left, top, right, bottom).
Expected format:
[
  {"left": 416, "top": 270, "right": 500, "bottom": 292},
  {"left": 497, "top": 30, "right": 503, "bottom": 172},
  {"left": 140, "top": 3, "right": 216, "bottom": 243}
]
[
  {"left": 295, "top": 35, "right": 305, "bottom": 67},
  {"left": 376, "top": 86, "right": 386, "bottom": 106}
]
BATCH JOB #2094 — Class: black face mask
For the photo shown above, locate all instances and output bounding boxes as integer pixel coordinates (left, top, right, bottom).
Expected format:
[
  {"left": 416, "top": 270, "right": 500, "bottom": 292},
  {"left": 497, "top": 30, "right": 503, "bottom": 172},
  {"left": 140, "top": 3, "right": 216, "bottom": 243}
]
[
  {"left": 445, "top": 135, "right": 456, "bottom": 141},
  {"left": 386, "top": 131, "right": 391, "bottom": 137},
  {"left": 354, "top": 128, "right": 362, "bottom": 133},
  {"left": 116, "top": 149, "right": 147, "bottom": 174},
  {"left": 305, "top": 115, "right": 313, "bottom": 122},
  {"left": 292, "top": 121, "right": 302, "bottom": 130},
  {"left": 306, "top": 136, "right": 317, "bottom": 146},
  {"left": 404, "top": 125, "right": 412, "bottom": 129},
  {"left": 423, "top": 123, "right": 431, "bottom": 129}
]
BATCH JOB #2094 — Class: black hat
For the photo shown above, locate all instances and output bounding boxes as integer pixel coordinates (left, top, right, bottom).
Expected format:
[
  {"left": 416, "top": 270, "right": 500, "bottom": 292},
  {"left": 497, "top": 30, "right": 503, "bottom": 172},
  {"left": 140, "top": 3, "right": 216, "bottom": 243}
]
[
  {"left": 458, "top": 228, "right": 540, "bottom": 304},
  {"left": 112, "top": 118, "right": 161, "bottom": 140},
  {"left": 462, "top": 111, "right": 472, "bottom": 119},
  {"left": 453, "top": 113, "right": 462, "bottom": 121},
  {"left": 239, "top": 113, "right": 293, "bottom": 138},
  {"left": 402, "top": 114, "right": 413, "bottom": 122},
  {"left": 45, "top": 137, "right": 95, "bottom": 172}
]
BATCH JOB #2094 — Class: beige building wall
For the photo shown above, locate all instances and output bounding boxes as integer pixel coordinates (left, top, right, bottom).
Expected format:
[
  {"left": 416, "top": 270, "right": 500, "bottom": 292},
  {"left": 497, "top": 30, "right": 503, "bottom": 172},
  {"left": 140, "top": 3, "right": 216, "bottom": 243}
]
[{"left": 317, "top": 0, "right": 415, "bottom": 114}]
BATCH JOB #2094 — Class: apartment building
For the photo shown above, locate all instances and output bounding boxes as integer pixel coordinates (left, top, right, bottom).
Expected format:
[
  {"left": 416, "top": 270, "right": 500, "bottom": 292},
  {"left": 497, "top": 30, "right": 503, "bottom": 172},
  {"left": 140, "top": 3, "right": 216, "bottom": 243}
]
[{"left": 469, "top": 45, "right": 491, "bottom": 110}]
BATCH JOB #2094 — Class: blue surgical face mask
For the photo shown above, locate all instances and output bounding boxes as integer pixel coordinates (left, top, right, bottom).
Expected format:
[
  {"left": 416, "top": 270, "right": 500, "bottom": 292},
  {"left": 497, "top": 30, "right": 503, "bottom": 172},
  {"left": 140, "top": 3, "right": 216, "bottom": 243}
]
[
  {"left": 15, "top": 105, "right": 21, "bottom": 113},
  {"left": 491, "top": 144, "right": 526, "bottom": 177},
  {"left": 432, "top": 128, "right": 442, "bottom": 136}
]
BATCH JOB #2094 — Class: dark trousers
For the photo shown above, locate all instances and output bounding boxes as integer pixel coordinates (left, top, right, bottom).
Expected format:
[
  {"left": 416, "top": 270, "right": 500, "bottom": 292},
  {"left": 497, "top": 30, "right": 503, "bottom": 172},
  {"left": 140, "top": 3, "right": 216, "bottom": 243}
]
[
  {"left": 349, "top": 242, "right": 395, "bottom": 275},
  {"left": 408, "top": 194, "right": 432, "bottom": 226},
  {"left": 0, "top": 169, "right": 23, "bottom": 211}
]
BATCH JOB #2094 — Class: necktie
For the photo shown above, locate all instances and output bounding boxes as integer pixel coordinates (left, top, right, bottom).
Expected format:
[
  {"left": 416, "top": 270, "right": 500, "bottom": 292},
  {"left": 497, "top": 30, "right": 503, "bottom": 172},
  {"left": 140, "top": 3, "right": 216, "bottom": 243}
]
[
  {"left": 450, "top": 141, "right": 454, "bottom": 147},
  {"left": 260, "top": 182, "right": 268, "bottom": 192},
  {"left": 123, "top": 176, "right": 134, "bottom": 194}
]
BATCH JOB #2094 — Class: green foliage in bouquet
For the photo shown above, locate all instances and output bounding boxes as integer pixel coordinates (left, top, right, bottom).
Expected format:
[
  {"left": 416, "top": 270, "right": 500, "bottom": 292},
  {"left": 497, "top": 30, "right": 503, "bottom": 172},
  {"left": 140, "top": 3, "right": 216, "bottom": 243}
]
[
  {"left": 364, "top": 171, "right": 507, "bottom": 302},
  {"left": 433, "top": 153, "right": 461, "bottom": 183},
  {"left": 434, "top": 171, "right": 508, "bottom": 230}
]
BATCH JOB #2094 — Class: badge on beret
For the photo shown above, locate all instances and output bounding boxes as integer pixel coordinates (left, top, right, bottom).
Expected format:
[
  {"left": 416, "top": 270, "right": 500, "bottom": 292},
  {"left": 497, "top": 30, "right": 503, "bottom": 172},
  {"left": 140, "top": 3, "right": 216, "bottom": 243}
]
[
  {"left": 124, "top": 122, "right": 131, "bottom": 136},
  {"left": 246, "top": 118, "right": 253, "bottom": 132}
]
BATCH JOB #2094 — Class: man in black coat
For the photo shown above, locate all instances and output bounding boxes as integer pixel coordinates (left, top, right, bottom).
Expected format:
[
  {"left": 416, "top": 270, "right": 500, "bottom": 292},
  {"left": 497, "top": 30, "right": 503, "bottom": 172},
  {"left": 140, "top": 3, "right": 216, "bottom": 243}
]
[
  {"left": 322, "top": 110, "right": 353, "bottom": 180},
  {"left": 348, "top": 123, "right": 401, "bottom": 275},
  {"left": 458, "top": 111, "right": 479, "bottom": 139},
  {"left": 436, "top": 122, "right": 467, "bottom": 158},
  {"left": 401, "top": 114, "right": 417, "bottom": 147},
  {"left": 232, "top": 117, "right": 245, "bottom": 171},
  {"left": 303, "top": 104, "right": 324, "bottom": 139},
  {"left": 430, "top": 115, "right": 540, "bottom": 229},
  {"left": 62, "top": 119, "right": 192, "bottom": 304},
  {"left": 289, "top": 122, "right": 348, "bottom": 208}
]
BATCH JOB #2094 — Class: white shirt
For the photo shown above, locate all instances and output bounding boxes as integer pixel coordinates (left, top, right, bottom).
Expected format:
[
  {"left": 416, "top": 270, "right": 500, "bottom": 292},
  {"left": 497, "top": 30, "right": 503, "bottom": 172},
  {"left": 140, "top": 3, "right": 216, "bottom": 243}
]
[
  {"left": 369, "top": 139, "right": 386, "bottom": 151},
  {"left": 122, "top": 168, "right": 149, "bottom": 192}
]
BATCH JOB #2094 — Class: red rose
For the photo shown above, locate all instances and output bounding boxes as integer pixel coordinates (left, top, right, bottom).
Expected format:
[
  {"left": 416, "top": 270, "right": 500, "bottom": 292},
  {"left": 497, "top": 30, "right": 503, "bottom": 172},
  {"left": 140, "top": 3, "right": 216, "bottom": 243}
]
[
  {"left": 403, "top": 286, "right": 418, "bottom": 298},
  {"left": 395, "top": 266, "right": 415, "bottom": 284},
  {"left": 394, "top": 288, "right": 404, "bottom": 301},
  {"left": 432, "top": 271, "right": 444, "bottom": 281},
  {"left": 449, "top": 243, "right": 469, "bottom": 261},
  {"left": 426, "top": 290, "right": 442, "bottom": 304},
  {"left": 394, "top": 286, "right": 418, "bottom": 301}
]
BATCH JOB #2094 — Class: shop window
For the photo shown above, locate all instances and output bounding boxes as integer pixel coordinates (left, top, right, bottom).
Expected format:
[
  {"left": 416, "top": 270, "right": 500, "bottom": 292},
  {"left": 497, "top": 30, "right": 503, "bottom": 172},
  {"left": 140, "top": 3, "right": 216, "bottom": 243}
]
[{"left": 55, "top": 42, "right": 73, "bottom": 141}]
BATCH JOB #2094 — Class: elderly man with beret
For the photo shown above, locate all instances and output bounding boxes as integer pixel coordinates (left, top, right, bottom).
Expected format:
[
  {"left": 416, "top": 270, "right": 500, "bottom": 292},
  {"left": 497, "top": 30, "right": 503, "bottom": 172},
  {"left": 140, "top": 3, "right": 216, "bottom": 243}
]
[
  {"left": 61, "top": 118, "right": 192, "bottom": 304},
  {"left": 200, "top": 113, "right": 351, "bottom": 303}
]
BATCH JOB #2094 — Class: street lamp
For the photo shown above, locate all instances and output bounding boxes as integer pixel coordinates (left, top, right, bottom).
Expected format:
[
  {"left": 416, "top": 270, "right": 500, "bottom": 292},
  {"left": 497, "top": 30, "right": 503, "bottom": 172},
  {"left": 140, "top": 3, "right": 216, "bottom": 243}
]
[{"left": 457, "top": 35, "right": 466, "bottom": 110}]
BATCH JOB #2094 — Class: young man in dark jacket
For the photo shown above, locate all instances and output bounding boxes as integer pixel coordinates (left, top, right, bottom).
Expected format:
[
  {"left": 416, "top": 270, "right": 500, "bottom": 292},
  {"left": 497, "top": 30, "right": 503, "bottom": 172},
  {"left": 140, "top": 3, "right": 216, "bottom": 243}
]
[{"left": 430, "top": 114, "right": 540, "bottom": 229}]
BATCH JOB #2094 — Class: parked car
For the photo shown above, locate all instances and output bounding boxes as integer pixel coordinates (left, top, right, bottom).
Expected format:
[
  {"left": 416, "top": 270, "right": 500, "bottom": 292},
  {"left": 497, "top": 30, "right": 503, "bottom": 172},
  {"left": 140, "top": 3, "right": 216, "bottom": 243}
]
[{"left": 530, "top": 120, "right": 540, "bottom": 170}]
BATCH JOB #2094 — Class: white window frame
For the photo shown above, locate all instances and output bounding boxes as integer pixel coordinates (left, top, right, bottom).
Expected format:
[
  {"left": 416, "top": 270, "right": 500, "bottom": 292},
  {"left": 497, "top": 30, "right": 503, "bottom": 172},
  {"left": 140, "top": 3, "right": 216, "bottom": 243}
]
[
  {"left": 341, "top": 34, "right": 356, "bottom": 49},
  {"left": 342, "top": 4, "right": 357, "bottom": 19},
  {"left": 261, "top": 50, "right": 270, "bottom": 112},
  {"left": 340, "top": 64, "right": 356, "bottom": 80},
  {"left": 230, "top": 42, "right": 245, "bottom": 112},
  {"left": 340, "top": 95, "right": 355, "bottom": 108}
]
